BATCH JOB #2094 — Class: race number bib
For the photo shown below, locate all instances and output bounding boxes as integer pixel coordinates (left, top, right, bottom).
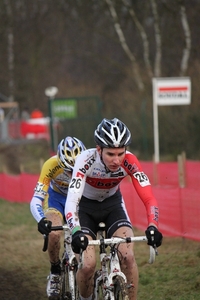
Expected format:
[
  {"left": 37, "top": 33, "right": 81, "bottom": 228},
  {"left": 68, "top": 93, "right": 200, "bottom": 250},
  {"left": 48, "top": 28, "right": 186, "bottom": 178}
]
[
  {"left": 35, "top": 182, "right": 45, "bottom": 193},
  {"left": 69, "top": 177, "right": 82, "bottom": 193},
  {"left": 133, "top": 172, "right": 150, "bottom": 187}
]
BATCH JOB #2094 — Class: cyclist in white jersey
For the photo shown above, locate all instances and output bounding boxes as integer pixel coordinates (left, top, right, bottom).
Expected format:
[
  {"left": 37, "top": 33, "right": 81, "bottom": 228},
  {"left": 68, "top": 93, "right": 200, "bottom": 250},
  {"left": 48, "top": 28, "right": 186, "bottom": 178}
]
[
  {"left": 30, "top": 136, "right": 86, "bottom": 300},
  {"left": 65, "top": 118, "right": 163, "bottom": 300}
]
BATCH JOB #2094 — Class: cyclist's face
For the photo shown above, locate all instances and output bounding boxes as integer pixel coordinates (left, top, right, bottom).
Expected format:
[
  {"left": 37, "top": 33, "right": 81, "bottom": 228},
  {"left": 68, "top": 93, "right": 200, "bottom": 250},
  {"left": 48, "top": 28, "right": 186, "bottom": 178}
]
[{"left": 97, "top": 146, "right": 126, "bottom": 172}]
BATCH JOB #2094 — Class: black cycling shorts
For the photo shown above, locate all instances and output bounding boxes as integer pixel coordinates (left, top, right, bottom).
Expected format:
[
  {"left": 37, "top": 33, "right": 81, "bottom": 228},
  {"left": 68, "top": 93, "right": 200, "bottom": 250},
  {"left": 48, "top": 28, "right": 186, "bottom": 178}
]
[{"left": 78, "top": 189, "right": 133, "bottom": 239}]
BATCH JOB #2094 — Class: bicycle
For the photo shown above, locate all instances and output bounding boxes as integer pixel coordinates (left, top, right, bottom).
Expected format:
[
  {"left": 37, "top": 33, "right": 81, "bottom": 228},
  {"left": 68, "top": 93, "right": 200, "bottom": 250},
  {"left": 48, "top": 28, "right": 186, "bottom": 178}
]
[
  {"left": 43, "top": 223, "right": 156, "bottom": 300},
  {"left": 43, "top": 224, "right": 79, "bottom": 300},
  {"left": 79, "top": 222, "right": 156, "bottom": 300}
]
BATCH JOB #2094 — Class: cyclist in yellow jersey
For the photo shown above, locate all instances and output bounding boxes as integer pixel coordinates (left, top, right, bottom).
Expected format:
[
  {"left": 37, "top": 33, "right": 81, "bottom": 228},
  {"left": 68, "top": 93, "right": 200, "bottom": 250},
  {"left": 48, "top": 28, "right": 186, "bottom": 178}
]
[{"left": 30, "top": 136, "right": 86, "bottom": 300}]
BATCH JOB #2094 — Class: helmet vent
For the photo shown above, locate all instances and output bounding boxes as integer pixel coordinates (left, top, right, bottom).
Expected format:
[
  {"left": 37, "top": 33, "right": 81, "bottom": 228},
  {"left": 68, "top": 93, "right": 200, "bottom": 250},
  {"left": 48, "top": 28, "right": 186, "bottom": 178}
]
[
  {"left": 94, "top": 118, "right": 131, "bottom": 148},
  {"left": 57, "top": 136, "right": 86, "bottom": 170}
]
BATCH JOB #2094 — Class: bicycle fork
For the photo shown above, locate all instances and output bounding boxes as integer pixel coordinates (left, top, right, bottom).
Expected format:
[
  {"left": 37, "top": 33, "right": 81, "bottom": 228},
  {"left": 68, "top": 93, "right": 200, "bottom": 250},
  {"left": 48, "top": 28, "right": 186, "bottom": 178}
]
[
  {"left": 93, "top": 252, "right": 109, "bottom": 297},
  {"left": 110, "top": 247, "right": 134, "bottom": 290},
  {"left": 62, "top": 230, "right": 78, "bottom": 300}
]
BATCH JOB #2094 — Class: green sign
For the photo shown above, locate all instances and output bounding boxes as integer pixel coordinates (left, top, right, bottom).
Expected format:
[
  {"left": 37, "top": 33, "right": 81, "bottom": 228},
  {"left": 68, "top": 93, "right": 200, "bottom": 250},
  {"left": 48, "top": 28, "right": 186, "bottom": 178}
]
[{"left": 52, "top": 99, "right": 77, "bottom": 119}]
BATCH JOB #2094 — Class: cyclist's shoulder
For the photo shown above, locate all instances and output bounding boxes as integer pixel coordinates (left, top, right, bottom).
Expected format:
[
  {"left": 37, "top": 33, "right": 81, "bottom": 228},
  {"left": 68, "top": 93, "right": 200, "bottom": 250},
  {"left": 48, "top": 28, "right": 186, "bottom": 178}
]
[
  {"left": 41, "top": 155, "right": 58, "bottom": 168},
  {"left": 73, "top": 148, "right": 99, "bottom": 175},
  {"left": 83, "top": 148, "right": 96, "bottom": 156},
  {"left": 76, "top": 148, "right": 97, "bottom": 163},
  {"left": 40, "top": 155, "right": 62, "bottom": 176},
  {"left": 122, "top": 151, "right": 142, "bottom": 173},
  {"left": 124, "top": 150, "right": 140, "bottom": 162}
]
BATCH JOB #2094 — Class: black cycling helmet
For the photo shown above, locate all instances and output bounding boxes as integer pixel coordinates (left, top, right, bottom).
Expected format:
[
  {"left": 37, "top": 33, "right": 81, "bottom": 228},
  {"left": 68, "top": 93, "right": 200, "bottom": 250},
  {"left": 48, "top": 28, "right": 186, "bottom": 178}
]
[
  {"left": 94, "top": 118, "right": 131, "bottom": 148},
  {"left": 57, "top": 136, "right": 86, "bottom": 171}
]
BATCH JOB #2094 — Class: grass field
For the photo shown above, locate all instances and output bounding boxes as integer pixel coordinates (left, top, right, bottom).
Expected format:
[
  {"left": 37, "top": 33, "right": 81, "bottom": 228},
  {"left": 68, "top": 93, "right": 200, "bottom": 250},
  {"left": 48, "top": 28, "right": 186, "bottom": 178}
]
[{"left": 0, "top": 198, "right": 200, "bottom": 300}]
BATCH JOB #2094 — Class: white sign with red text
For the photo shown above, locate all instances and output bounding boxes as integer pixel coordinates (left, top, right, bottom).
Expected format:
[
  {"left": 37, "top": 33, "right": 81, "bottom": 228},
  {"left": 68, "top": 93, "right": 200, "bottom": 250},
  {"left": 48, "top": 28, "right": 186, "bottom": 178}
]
[
  {"left": 152, "top": 77, "right": 191, "bottom": 163},
  {"left": 153, "top": 77, "right": 191, "bottom": 105}
]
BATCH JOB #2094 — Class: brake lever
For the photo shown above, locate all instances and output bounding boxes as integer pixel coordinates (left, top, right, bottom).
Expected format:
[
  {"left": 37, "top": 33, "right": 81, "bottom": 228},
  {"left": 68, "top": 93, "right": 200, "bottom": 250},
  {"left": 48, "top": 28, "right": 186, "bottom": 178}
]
[
  {"left": 78, "top": 236, "right": 85, "bottom": 269},
  {"left": 150, "top": 230, "right": 158, "bottom": 255},
  {"left": 42, "top": 234, "right": 49, "bottom": 252}
]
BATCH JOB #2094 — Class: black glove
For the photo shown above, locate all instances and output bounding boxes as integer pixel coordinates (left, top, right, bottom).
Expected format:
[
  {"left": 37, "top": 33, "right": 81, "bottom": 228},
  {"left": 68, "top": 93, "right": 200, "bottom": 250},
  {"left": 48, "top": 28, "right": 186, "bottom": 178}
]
[
  {"left": 71, "top": 230, "right": 88, "bottom": 254},
  {"left": 145, "top": 225, "right": 163, "bottom": 247},
  {"left": 38, "top": 217, "right": 52, "bottom": 235}
]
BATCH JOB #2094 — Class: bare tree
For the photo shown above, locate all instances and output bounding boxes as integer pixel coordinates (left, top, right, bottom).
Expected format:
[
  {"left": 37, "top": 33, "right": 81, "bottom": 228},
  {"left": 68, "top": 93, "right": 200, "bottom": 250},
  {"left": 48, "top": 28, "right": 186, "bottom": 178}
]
[
  {"left": 179, "top": 1, "right": 191, "bottom": 76},
  {"left": 150, "top": 0, "right": 162, "bottom": 77},
  {"left": 4, "top": 0, "right": 15, "bottom": 102},
  {"left": 105, "top": 0, "right": 191, "bottom": 91},
  {"left": 105, "top": 0, "right": 144, "bottom": 91},
  {"left": 122, "top": 0, "right": 153, "bottom": 78}
]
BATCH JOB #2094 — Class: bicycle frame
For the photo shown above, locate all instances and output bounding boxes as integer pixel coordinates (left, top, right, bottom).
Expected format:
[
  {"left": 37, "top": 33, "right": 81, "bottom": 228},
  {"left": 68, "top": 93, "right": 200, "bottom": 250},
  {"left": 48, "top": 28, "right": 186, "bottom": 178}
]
[
  {"left": 84, "top": 224, "right": 156, "bottom": 300},
  {"left": 43, "top": 224, "right": 79, "bottom": 300},
  {"left": 43, "top": 224, "right": 156, "bottom": 300},
  {"left": 61, "top": 224, "right": 78, "bottom": 300},
  {"left": 92, "top": 241, "right": 129, "bottom": 300}
]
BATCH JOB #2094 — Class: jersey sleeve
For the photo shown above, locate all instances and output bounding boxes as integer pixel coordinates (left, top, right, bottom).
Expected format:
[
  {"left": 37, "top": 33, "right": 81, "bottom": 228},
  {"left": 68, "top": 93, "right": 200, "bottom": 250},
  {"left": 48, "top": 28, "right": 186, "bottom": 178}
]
[
  {"left": 124, "top": 152, "right": 159, "bottom": 227},
  {"left": 33, "top": 158, "right": 53, "bottom": 199},
  {"left": 30, "top": 157, "right": 53, "bottom": 222},
  {"left": 64, "top": 152, "right": 88, "bottom": 234},
  {"left": 30, "top": 196, "right": 45, "bottom": 222}
]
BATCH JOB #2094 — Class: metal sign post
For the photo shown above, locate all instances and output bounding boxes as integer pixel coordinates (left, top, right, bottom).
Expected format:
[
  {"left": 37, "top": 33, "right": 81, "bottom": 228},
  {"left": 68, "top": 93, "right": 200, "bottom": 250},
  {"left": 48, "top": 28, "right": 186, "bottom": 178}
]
[
  {"left": 45, "top": 86, "right": 58, "bottom": 153},
  {"left": 152, "top": 77, "right": 191, "bottom": 163}
]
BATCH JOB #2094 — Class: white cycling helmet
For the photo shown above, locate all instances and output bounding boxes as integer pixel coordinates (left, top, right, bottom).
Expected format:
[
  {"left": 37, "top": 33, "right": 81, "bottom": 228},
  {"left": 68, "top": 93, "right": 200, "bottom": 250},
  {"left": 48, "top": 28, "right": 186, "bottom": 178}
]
[
  {"left": 57, "top": 136, "right": 86, "bottom": 171},
  {"left": 94, "top": 118, "right": 131, "bottom": 148}
]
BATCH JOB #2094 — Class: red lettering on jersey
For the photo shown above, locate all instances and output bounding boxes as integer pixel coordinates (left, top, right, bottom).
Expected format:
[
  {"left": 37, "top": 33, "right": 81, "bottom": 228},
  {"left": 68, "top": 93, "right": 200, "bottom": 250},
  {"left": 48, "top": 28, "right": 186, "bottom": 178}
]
[
  {"left": 76, "top": 172, "right": 84, "bottom": 178},
  {"left": 86, "top": 177, "right": 122, "bottom": 189},
  {"left": 66, "top": 212, "right": 72, "bottom": 220},
  {"left": 122, "top": 153, "right": 139, "bottom": 175}
]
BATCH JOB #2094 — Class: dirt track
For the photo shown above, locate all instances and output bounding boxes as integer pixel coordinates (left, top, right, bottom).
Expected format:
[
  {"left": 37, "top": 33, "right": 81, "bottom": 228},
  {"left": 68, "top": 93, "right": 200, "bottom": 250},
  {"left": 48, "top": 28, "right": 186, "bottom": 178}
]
[{"left": 0, "top": 268, "right": 45, "bottom": 300}]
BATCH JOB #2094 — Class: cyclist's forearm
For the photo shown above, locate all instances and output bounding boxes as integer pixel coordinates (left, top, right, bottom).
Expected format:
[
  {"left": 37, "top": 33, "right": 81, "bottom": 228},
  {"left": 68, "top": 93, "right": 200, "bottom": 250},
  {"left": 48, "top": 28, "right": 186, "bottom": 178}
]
[
  {"left": 65, "top": 181, "right": 85, "bottom": 231},
  {"left": 30, "top": 196, "right": 45, "bottom": 222}
]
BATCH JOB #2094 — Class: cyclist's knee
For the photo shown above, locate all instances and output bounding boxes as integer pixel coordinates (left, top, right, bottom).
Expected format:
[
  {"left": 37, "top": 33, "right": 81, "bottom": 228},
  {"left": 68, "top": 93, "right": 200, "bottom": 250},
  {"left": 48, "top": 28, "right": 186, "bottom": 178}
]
[
  {"left": 81, "top": 263, "right": 96, "bottom": 278},
  {"left": 45, "top": 209, "right": 63, "bottom": 225},
  {"left": 121, "top": 246, "right": 136, "bottom": 267},
  {"left": 81, "top": 248, "right": 96, "bottom": 275},
  {"left": 49, "top": 231, "right": 61, "bottom": 245}
]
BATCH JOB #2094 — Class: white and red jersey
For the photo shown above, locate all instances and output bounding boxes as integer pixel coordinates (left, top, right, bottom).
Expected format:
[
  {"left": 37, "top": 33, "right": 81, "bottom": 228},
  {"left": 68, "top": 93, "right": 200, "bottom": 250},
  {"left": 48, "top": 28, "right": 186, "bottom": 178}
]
[{"left": 65, "top": 148, "right": 159, "bottom": 233}]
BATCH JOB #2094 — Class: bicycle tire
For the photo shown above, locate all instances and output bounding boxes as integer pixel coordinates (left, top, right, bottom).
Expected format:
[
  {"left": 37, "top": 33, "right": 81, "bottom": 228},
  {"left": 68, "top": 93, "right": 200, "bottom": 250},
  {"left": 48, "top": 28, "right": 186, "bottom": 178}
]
[
  {"left": 113, "top": 275, "right": 129, "bottom": 300},
  {"left": 60, "top": 259, "right": 79, "bottom": 300}
]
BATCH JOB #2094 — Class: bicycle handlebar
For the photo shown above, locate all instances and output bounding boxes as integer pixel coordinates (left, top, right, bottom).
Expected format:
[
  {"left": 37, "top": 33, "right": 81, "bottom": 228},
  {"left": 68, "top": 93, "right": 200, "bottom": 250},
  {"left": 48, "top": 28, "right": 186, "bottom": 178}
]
[
  {"left": 88, "top": 236, "right": 147, "bottom": 245},
  {"left": 88, "top": 236, "right": 156, "bottom": 264},
  {"left": 42, "top": 225, "right": 156, "bottom": 263},
  {"left": 42, "top": 225, "right": 67, "bottom": 252}
]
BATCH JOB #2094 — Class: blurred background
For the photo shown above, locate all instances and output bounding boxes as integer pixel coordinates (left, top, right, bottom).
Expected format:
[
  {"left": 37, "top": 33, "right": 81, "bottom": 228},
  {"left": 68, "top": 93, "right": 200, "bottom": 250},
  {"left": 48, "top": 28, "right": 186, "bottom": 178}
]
[{"left": 0, "top": 0, "right": 199, "bottom": 160}]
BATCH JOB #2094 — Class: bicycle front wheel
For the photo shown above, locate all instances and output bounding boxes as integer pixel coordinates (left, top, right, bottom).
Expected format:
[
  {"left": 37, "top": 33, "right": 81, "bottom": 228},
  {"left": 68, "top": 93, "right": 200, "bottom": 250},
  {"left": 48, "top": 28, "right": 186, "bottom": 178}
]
[
  {"left": 113, "top": 275, "right": 129, "bottom": 300},
  {"left": 60, "top": 267, "right": 71, "bottom": 300},
  {"left": 60, "top": 260, "right": 79, "bottom": 300}
]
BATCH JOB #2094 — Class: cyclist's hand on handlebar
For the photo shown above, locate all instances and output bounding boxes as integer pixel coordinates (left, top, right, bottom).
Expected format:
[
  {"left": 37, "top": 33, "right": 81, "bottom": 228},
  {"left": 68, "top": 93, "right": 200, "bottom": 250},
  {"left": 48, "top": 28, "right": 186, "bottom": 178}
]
[
  {"left": 145, "top": 225, "right": 163, "bottom": 247},
  {"left": 71, "top": 230, "right": 88, "bottom": 254},
  {"left": 38, "top": 217, "right": 52, "bottom": 235}
]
